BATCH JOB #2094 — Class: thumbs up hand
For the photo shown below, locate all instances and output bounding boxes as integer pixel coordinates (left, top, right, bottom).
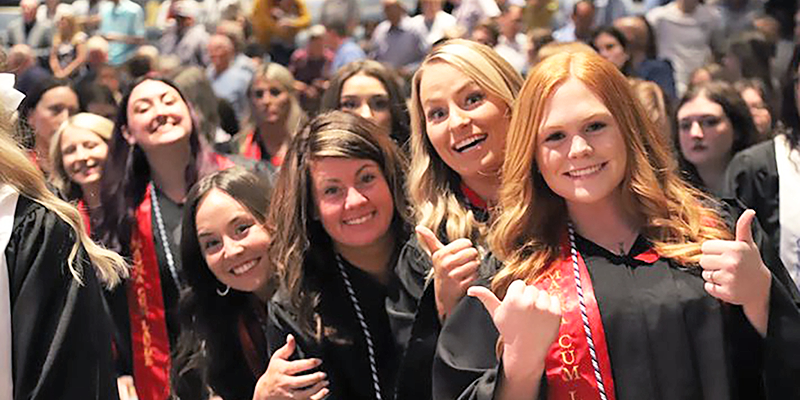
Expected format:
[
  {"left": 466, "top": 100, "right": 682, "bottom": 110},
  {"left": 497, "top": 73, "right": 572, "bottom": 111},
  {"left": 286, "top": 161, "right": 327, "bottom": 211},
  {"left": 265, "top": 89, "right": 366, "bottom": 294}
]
[
  {"left": 416, "top": 225, "right": 482, "bottom": 321},
  {"left": 700, "top": 210, "right": 772, "bottom": 335},
  {"left": 468, "top": 281, "right": 561, "bottom": 378}
]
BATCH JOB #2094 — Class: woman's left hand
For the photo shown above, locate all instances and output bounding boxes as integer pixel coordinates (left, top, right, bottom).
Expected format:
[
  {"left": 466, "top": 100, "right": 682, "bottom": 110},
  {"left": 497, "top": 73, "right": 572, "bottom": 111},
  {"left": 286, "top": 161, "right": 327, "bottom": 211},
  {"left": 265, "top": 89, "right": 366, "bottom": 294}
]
[{"left": 700, "top": 209, "right": 772, "bottom": 336}]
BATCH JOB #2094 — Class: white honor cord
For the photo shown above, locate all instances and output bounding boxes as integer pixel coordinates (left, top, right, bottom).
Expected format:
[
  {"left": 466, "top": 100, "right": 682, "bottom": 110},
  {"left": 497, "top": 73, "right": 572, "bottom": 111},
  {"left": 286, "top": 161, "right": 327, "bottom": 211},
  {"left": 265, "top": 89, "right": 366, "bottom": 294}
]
[
  {"left": 335, "top": 254, "right": 383, "bottom": 400},
  {"left": 150, "top": 182, "right": 183, "bottom": 289},
  {"left": 567, "top": 224, "right": 609, "bottom": 400}
]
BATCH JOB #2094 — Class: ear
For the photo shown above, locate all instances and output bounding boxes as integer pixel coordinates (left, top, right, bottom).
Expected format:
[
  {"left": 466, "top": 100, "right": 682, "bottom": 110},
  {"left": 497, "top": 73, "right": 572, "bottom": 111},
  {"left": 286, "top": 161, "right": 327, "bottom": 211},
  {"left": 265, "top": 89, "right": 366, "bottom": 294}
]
[{"left": 121, "top": 126, "right": 135, "bottom": 145}]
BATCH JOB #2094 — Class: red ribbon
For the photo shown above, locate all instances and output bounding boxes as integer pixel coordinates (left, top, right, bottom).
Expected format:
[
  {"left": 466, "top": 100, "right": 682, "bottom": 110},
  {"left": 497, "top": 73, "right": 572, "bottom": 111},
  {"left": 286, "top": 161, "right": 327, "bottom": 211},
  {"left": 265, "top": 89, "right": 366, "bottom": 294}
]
[
  {"left": 77, "top": 200, "right": 91, "bottom": 235},
  {"left": 127, "top": 184, "right": 172, "bottom": 400},
  {"left": 459, "top": 182, "right": 488, "bottom": 211},
  {"left": 534, "top": 244, "right": 617, "bottom": 400}
]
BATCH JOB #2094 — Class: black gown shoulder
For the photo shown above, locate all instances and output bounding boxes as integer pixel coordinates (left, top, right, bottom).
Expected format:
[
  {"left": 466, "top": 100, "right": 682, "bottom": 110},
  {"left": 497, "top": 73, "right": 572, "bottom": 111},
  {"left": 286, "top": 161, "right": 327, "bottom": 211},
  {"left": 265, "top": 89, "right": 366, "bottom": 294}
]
[
  {"left": 5, "top": 196, "right": 119, "bottom": 400},
  {"left": 723, "top": 139, "right": 779, "bottom": 250},
  {"left": 433, "top": 232, "right": 800, "bottom": 400}
]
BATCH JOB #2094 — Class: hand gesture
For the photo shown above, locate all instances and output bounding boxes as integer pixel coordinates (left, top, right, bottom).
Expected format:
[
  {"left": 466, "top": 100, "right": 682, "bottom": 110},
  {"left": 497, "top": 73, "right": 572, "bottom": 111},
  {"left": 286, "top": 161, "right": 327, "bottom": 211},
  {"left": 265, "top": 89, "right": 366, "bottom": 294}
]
[
  {"left": 468, "top": 281, "right": 561, "bottom": 377},
  {"left": 416, "top": 225, "right": 481, "bottom": 321},
  {"left": 253, "top": 334, "right": 329, "bottom": 400},
  {"left": 700, "top": 209, "right": 772, "bottom": 335},
  {"left": 117, "top": 375, "right": 138, "bottom": 400}
]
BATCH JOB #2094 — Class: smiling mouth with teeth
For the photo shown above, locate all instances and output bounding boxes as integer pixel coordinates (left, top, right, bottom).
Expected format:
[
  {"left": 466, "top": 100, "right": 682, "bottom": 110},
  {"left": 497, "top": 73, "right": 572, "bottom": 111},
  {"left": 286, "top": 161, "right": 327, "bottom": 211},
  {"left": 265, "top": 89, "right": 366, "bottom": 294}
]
[
  {"left": 565, "top": 162, "right": 607, "bottom": 178},
  {"left": 343, "top": 212, "right": 375, "bottom": 225},
  {"left": 231, "top": 258, "right": 259, "bottom": 276},
  {"left": 454, "top": 134, "right": 488, "bottom": 153}
]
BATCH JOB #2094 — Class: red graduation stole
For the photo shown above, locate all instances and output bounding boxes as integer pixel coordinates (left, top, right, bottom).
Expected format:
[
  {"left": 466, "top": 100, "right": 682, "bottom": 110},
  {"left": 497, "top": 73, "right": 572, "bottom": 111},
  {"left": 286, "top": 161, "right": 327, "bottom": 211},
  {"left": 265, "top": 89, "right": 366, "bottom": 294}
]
[
  {"left": 534, "top": 241, "right": 659, "bottom": 400},
  {"left": 459, "top": 182, "right": 488, "bottom": 211},
  {"left": 126, "top": 154, "right": 235, "bottom": 400},
  {"left": 241, "top": 131, "right": 283, "bottom": 167},
  {"left": 128, "top": 184, "right": 171, "bottom": 400},
  {"left": 77, "top": 200, "right": 91, "bottom": 235}
]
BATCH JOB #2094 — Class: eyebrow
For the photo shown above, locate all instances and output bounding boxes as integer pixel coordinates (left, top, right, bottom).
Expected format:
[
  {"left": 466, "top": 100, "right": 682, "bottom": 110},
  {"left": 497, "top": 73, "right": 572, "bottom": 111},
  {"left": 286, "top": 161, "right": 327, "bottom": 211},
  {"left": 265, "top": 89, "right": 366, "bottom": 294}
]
[
  {"left": 131, "top": 90, "right": 174, "bottom": 107},
  {"left": 318, "top": 163, "right": 378, "bottom": 184},
  {"left": 422, "top": 80, "right": 479, "bottom": 108},
  {"left": 540, "top": 111, "right": 612, "bottom": 131}
]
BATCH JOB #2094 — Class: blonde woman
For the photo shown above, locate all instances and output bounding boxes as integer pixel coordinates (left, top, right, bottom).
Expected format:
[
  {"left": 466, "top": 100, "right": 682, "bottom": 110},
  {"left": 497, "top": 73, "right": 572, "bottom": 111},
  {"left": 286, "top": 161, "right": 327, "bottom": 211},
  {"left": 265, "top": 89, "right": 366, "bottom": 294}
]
[
  {"left": 0, "top": 73, "right": 126, "bottom": 399},
  {"left": 390, "top": 39, "right": 522, "bottom": 400},
  {"left": 49, "top": 112, "right": 113, "bottom": 231},
  {"left": 230, "top": 62, "right": 305, "bottom": 167},
  {"left": 434, "top": 50, "right": 800, "bottom": 400},
  {"left": 49, "top": 11, "right": 88, "bottom": 79}
]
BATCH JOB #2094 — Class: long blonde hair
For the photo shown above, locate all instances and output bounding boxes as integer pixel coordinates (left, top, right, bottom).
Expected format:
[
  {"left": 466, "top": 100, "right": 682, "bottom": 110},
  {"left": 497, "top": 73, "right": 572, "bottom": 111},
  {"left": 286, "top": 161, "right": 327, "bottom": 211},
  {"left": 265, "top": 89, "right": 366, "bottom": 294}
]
[
  {"left": 490, "top": 51, "right": 731, "bottom": 296},
  {"left": 408, "top": 39, "right": 523, "bottom": 243},
  {"left": 249, "top": 62, "right": 305, "bottom": 134},
  {"left": 1, "top": 110, "right": 126, "bottom": 288},
  {"left": 49, "top": 112, "right": 114, "bottom": 201}
]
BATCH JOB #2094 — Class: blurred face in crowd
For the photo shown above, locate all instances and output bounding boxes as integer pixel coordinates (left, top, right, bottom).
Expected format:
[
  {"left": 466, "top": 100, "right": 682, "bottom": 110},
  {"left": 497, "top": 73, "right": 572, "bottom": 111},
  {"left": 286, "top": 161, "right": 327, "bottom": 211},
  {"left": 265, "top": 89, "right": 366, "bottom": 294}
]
[
  {"left": 499, "top": 6, "right": 523, "bottom": 38},
  {"left": 573, "top": 1, "right": 595, "bottom": 37},
  {"left": 251, "top": 76, "right": 291, "bottom": 126},
  {"left": 208, "top": 35, "right": 235, "bottom": 73},
  {"left": 471, "top": 27, "right": 495, "bottom": 47},
  {"left": 419, "top": 62, "right": 509, "bottom": 186},
  {"left": 593, "top": 32, "right": 628, "bottom": 71},
  {"left": 739, "top": 87, "right": 771, "bottom": 137},
  {"left": 20, "top": 0, "right": 37, "bottom": 23},
  {"left": 310, "top": 157, "right": 395, "bottom": 251},
  {"left": 421, "top": 0, "right": 442, "bottom": 19},
  {"left": 29, "top": 86, "right": 80, "bottom": 149},
  {"left": 383, "top": 0, "right": 405, "bottom": 25},
  {"left": 307, "top": 36, "right": 325, "bottom": 58},
  {"left": 535, "top": 78, "right": 628, "bottom": 207},
  {"left": 677, "top": 94, "right": 735, "bottom": 172},
  {"left": 124, "top": 80, "right": 193, "bottom": 151},
  {"left": 59, "top": 126, "right": 109, "bottom": 187},
  {"left": 339, "top": 73, "right": 392, "bottom": 131},
  {"left": 196, "top": 189, "right": 274, "bottom": 294}
]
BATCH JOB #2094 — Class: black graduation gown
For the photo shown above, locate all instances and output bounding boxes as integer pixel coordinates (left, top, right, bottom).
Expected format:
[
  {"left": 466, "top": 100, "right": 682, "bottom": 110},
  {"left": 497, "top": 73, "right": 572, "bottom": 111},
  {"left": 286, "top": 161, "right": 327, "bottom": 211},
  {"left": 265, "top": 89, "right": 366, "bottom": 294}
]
[
  {"left": 390, "top": 200, "right": 496, "bottom": 400},
  {"left": 723, "top": 139, "right": 780, "bottom": 261},
  {"left": 202, "top": 295, "right": 319, "bottom": 400},
  {"left": 6, "top": 196, "right": 119, "bottom": 400},
  {"left": 433, "top": 233, "right": 800, "bottom": 400},
  {"left": 308, "top": 247, "right": 401, "bottom": 400}
]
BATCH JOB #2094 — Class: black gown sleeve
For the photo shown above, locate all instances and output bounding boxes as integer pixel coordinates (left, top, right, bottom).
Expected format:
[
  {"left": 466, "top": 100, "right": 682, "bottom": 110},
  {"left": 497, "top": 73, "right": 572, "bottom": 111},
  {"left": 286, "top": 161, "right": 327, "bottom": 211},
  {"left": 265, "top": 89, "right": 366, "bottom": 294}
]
[{"left": 6, "top": 196, "right": 119, "bottom": 400}]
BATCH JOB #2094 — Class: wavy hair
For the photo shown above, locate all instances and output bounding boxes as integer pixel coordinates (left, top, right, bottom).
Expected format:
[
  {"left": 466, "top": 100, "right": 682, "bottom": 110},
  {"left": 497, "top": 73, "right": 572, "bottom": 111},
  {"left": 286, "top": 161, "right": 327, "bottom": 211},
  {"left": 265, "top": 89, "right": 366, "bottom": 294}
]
[
  {"left": 173, "top": 167, "right": 274, "bottom": 400},
  {"left": 49, "top": 112, "right": 114, "bottom": 201},
  {"left": 0, "top": 105, "right": 126, "bottom": 288},
  {"left": 320, "top": 59, "right": 410, "bottom": 146},
  {"left": 408, "top": 39, "right": 522, "bottom": 243},
  {"left": 490, "top": 50, "right": 731, "bottom": 296},
  {"left": 267, "top": 111, "right": 409, "bottom": 335}
]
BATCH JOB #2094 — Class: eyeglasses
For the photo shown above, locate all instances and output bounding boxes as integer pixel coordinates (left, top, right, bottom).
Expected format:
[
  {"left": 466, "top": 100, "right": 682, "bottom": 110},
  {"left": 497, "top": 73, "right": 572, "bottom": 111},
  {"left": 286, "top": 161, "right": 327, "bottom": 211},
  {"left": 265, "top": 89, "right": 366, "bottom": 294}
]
[{"left": 677, "top": 115, "right": 724, "bottom": 133}]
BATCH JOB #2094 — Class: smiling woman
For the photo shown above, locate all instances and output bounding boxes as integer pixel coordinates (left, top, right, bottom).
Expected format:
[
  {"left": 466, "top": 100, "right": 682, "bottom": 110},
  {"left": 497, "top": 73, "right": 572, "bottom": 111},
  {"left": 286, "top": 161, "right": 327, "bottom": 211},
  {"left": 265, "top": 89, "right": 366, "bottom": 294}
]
[
  {"left": 49, "top": 112, "right": 112, "bottom": 230},
  {"left": 267, "top": 110, "right": 410, "bottom": 399},
  {"left": 434, "top": 49, "right": 800, "bottom": 400},
  {"left": 94, "top": 77, "right": 241, "bottom": 400}
]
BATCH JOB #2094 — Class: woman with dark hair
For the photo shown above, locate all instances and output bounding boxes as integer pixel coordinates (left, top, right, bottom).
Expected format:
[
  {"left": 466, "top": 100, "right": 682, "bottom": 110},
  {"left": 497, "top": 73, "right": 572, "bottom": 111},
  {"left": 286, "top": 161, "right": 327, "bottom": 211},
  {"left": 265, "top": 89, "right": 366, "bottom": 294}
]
[
  {"left": 16, "top": 78, "right": 79, "bottom": 174},
  {"left": 675, "top": 80, "right": 757, "bottom": 195},
  {"left": 591, "top": 26, "right": 669, "bottom": 135},
  {"left": 320, "top": 60, "right": 411, "bottom": 147},
  {"left": 724, "top": 44, "right": 800, "bottom": 290},
  {"left": 434, "top": 48, "right": 800, "bottom": 400},
  {"left": 95, "top": 77, "right": 241, "bottom": 400},
  {"left": 268, "top": 110, "right": 410, "bottom": 399},
  {"left": 735, "top": 78, "right": 774, "bottom": 140},
  {"left": 172, "top": 167, "right": 329, "bottom": 400}
]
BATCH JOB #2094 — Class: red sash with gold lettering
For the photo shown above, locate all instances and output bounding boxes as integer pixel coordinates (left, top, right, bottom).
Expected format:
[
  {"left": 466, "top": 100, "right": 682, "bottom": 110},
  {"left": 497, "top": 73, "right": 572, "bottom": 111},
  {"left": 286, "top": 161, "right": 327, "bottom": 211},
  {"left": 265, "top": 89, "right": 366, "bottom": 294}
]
[
  {"left": 127, "top": 185, "right": 171, "bottom": 400},
  {"left": 533, "top": 244, "right": 616, "bottom": 400}
]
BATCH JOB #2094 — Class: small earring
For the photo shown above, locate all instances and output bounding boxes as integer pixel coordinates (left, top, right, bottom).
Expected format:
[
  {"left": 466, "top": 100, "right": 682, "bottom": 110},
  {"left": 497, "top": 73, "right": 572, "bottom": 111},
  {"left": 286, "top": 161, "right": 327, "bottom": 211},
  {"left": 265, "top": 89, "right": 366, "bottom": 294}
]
[{"left": 216, "top": 285, "right": 230, "bottom": 296}]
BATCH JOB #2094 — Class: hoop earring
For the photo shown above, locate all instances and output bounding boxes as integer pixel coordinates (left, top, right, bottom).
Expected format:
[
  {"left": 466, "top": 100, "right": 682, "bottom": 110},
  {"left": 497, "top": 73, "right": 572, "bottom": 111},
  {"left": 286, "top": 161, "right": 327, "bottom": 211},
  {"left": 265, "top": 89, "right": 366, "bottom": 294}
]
[{"left": 216, "top": 285, "right": 230, "bottom": 296}]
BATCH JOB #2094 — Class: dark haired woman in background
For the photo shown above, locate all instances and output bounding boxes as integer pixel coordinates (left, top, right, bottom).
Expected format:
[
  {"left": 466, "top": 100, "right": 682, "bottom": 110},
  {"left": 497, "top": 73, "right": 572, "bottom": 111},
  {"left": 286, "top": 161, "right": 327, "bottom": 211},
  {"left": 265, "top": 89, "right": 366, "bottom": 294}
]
[
  {"left": 95, "top": 77, "right": 241, "bottom": 400},
  {"left": 268, "top": 111, "right": 410, "bottom": 399},
  {"left": 675, "top": 80, "right": 757, "bottom": 195},
  {"left": 320, "top": 60, "right": 411, "bottom": 147},
  {"left": 16, "top": 78, "right": 79, "bottom": 174},
  {"left": 173, "top": 167, "right": 329, "bottom": 400}
]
